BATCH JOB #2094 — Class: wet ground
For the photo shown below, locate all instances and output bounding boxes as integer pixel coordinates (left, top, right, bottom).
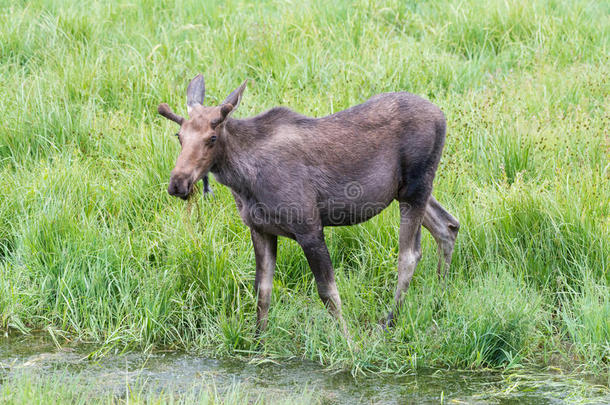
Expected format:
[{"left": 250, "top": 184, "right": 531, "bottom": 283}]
[{"left": 0, "top": 334, "right": 608, "bottom": 404}]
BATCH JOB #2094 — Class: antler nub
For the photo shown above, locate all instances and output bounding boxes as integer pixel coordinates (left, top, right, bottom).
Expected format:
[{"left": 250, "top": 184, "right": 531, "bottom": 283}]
[{"left": 158, "top": 103, "right": 184, "bottom": 125}]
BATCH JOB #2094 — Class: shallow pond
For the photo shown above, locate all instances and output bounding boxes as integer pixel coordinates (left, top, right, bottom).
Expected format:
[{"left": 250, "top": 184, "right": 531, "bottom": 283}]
[{"left": 0, "top": 334, "right": 608, "bottom": 404}]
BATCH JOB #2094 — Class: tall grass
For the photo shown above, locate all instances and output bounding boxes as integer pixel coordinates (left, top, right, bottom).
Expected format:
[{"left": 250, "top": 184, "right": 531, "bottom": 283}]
[{"left": 0, "top": 0, "right": 608, "bottom": 375}]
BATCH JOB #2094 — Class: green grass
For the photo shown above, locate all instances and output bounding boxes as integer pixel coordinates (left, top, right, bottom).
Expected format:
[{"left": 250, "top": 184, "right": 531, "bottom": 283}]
[
  {"left": 0, "top": 373, "right": 313, "bottom": 405},
  {"left": 0, "top": 0, "right": 608, "bottom": 378}
]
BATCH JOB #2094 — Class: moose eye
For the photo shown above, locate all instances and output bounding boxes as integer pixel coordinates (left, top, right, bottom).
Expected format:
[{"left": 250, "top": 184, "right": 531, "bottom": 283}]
[{"left": 210, "top": 135, "right": 217, "bottom": 143}]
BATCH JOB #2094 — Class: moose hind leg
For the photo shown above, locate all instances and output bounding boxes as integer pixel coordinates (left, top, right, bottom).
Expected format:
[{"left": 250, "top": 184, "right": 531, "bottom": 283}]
[
  {"left": 422, "top": 196, "right": 459, "bottom": 279},
  {"left": 251, "top": 229, "right": 277, "bottom": 336},
  {"left": 386, "top": 201, "right": 425, "bottom": 328}
]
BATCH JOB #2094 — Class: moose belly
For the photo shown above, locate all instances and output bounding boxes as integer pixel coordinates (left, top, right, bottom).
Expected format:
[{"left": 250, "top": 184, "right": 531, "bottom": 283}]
[
  {"left": 317, "top": 165, "right": 398, "bottom": 226},
  {"left": 320, "top": 200, "right": 391, "bottom": 226},
  {"left": 318, "top": 180, "right": 396, "bottom": 226}
]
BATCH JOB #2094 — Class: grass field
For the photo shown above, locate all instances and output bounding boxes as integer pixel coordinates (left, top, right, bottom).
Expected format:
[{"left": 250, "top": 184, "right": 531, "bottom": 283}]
[{"left": 0, "top": 0, "right": 608, "bottom": 381}]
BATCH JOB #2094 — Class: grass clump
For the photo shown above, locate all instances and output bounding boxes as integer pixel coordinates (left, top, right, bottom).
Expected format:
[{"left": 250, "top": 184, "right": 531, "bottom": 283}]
[
  {"left": 438, "top": 270, "right": 547, "bottom": 368},
  {"left": 561, "top": 278, "right": 610, "bottom": 372}
]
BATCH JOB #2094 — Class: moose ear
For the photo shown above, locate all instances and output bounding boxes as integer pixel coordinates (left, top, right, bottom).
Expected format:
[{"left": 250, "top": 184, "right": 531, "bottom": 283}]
[
  {"left": 186, "top": 74, "right": 205, "bottom": 116},
  {"left": 222, "top": 80, "right": 247, "bottom": 112},
  {"left": 211, "top": 104, "right": 234, "bottom": 129},
  {"left": 220, "top": 104, "right": 233, "bottom": 118}
]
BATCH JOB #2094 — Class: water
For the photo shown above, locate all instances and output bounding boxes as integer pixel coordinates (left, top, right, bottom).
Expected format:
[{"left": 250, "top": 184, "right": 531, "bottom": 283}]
[{"left": 0, "top": 334, "right": 608, "bottom": 404}]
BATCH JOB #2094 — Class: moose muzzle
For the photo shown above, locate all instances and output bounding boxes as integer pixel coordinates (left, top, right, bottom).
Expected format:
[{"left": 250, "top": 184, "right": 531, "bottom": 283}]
[{"left": 167, "top": 173, "right": 192, "bottom": 200}]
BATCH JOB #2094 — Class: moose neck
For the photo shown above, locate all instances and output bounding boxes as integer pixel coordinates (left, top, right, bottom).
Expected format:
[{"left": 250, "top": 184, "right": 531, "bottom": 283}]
[{"left": 210, "top": 117, "right": 259, "bottom": 194}]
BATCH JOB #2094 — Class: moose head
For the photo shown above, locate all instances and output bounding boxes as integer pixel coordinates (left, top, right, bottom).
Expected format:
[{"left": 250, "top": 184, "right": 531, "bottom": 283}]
[{"left": 158, "top": 74, "right": 247, "bottom": 199}]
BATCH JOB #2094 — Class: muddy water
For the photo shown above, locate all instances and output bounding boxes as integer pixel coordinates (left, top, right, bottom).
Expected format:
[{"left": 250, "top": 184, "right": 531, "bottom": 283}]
[{"left": 0, "top": 334, "right": 608, "bottom": 404}]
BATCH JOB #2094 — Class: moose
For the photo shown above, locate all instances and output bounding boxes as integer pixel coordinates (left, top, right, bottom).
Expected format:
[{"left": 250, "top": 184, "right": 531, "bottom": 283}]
[{"left": 158, "top": 74, "right": 459, "bottom": 335}]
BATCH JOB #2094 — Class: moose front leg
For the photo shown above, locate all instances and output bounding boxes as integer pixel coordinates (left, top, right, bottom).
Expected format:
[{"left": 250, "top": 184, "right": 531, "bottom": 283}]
[
  {"left": 296, "top": 230, "right": 349, "bottom": 337},
  {"left": 251, "top": 229, "right": 277, "bottom": 336},
  {"left": 202, "top": 175, "right": 214, "bottom": 197}
]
